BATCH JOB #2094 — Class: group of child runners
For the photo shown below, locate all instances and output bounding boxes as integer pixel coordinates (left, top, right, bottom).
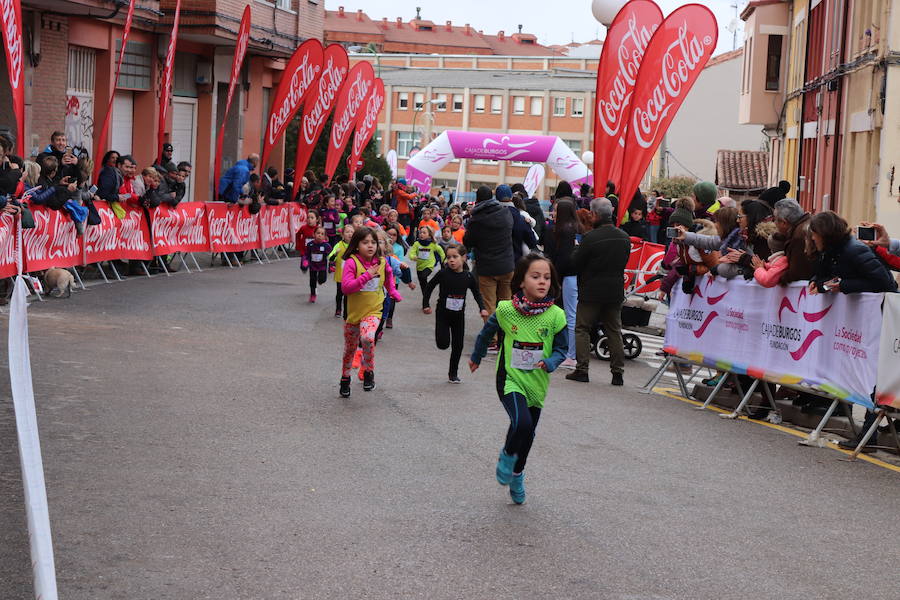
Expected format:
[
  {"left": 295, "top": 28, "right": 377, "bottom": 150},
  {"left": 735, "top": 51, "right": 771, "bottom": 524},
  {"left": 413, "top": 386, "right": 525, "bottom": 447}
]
[{"left": 296, "top": 204, "right": 568, "bottom": 505}]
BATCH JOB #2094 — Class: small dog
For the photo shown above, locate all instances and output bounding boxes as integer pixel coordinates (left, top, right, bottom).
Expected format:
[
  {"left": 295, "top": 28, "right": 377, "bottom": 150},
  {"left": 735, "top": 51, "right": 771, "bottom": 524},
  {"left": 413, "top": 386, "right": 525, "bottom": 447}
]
[{"left": 44, "top": 268, "right": 75, "bottom": 298}]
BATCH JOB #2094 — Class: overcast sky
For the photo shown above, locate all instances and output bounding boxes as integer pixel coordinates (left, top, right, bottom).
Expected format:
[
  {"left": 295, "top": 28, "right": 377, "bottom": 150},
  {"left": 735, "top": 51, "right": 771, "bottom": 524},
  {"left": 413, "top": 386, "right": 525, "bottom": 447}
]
[{"left": 325, "top": 1, "right": 749, "bottom": 56}]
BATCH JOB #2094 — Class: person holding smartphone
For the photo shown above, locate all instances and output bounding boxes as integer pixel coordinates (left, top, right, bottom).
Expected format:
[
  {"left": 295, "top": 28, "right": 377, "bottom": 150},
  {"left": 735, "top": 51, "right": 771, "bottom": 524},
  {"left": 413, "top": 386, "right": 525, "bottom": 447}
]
[{"left": 36, "top": 131, "right": 79, "bottom": 183}]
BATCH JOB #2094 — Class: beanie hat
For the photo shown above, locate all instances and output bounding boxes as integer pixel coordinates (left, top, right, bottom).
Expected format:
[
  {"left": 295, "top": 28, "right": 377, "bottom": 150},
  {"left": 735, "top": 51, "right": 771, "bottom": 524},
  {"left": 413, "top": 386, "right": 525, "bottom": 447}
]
[
  {"left": 510, "top": 183, "right": 527, "bottom": 196},
  {"left": 397, "top": 177, "right": 406, "bottom": 185},
  {"left": 554, "top": 180, "right": 573, "bottom": 199},
  {"left": 668, "top": 207, "right": 694, "bottom": 229},
  {"left": 495, "top": 184, "right": 513, "bottom": 201},
  {"left": 758, "top": 180, "right": 791, "bottom": 207},
  {"left": 693, "top": 181, "right": 718, "bottom": 208},
  {"left": 766, "top": 230, "right": 787, "bottom": 254},
  {"left": 475, "top": 185, "right": 493, "bottom": 203}
]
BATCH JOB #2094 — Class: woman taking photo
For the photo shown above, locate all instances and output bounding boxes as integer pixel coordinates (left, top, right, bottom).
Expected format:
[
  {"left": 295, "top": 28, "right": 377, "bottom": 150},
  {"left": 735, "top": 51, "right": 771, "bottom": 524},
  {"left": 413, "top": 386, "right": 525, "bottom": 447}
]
[{"left": 808, "top": 211, "right": 897, "bottom": 294}]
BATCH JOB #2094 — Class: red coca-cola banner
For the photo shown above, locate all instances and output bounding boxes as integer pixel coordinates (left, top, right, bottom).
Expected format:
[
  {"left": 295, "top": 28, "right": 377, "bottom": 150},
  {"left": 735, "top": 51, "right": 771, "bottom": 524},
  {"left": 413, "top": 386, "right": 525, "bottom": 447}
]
[
  {"left": 23, "top": 206, "right": 84, "bottom": 272},
  {"left": 93, "top": 0, "right": 135, "bottom": 178},
  {"left": 157, "top": 0, "right": 182, "bottom": 162},
  {"left": 324, "top": 61, "right": 375, "bottom": 182},
  {"left": 1, "top": 0, "right": 24, "bottom": 156},
  {"left": 206, "top": 202, "right": 261, "bottom": 253},
  {"left": 150, "top": 202, "right": 209, "bottom": 255},
  {"left": 260, "top": 204, "right": 293, "bottom": 248},
  {"left": 116, "top": 204, "right": 153, "bottom": 261},
  {"left": 260, "top": 39, "right": 324, "bottom": 171},
  {"left": 0, "top": 212, "right": 17, "bottom": 278},
  {"left": 84, "top": 201, "right": 123, "bottom": 264},
  {"left": 214, "top": 5, "right": 252, "bottom": 192},
  {"left": 617, "top": 5, "right": 718, "bottom": 222},
  {"left": 289, "top": 202, "right": 307, "bottom": 235},
  {"left": 348, "top": 78, "right": 384, "bottom": 181},
  {"left": 293, "top": 44, "right": 349, "bottom": 185},
  {"left": 592, "top": 0, "right": 663, "bottom": 193}
]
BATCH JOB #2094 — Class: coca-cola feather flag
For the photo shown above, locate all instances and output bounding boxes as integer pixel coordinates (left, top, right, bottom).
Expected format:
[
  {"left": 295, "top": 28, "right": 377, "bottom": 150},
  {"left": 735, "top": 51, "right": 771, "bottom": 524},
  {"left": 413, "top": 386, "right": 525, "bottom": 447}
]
[
  {"left": 292, "top": 44, "right": 348, "bottom": 182},
  {"left": 157, "top": 0, "right": 182, "bottom": 162},
  {"left": 0, "top": 0, "right": 25, "bottom": 156},
  {"left": 592, "top": 0, "right": 663, "bottom": 193},
  {"left": 324, "top": 61, "right": 375, "bottom": 182},
  {"left": 213, "top": 5, "right": 251, "bottom": 192},
  {"left": 348, "top": 78, "right": 384, "bottom": 180},
  {"left": 260, "top": 39, "right": 324, "bottom": 170},
  {"left": 617, "top": 4, "right": 718, "bottom": 222}
]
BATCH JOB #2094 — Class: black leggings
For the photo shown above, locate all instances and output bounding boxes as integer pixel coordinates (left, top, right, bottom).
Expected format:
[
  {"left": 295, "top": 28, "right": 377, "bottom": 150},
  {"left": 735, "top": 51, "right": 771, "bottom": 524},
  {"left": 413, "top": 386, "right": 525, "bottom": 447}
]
[
  {"left": 499, "top": 392, "right": 542, "bottom": 474},
  {"left": 309, "top": 270, "right": 326, "bottom": 294},
  {"left": 435, "top": 309, "right": 465, "bottom": 377},
  {"left": 335, "top": 282, "right": 344, "bottom": 314},
  {"left": 417, "top": 268, "right": 432, "bottom": 307}
]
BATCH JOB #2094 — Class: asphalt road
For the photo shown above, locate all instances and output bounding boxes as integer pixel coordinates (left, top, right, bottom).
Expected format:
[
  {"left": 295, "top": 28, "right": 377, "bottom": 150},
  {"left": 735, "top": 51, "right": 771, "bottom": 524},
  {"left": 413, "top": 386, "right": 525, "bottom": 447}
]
[{"left": 1, "top": 258, "right": 898, "bottom": 600}]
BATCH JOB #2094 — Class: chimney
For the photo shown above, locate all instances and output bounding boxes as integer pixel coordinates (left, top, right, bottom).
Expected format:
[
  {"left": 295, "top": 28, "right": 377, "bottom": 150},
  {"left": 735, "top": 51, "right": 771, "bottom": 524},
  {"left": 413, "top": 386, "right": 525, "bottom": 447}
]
[
  {"left": 497, "top": 30, "right": 505, "bottom": 41},
  {"left": 518, "top": 24, "right": 523, "bottom": 34},
  {"left": 464, "top": 23, "right": 471, "bottom": 35},
  {"left": 356, "top": 9, "right": 363, "bottom": 21},
  {"left": 396, "top": 17, "right": 403, "bottom": 28},
  {"left": 337, "top": 6, "right": 344, "bottom": 17},
  {"left": 381, "top": 17, "right": 388, "bottom": 29},
  {"left": 445, "top": 20, "right": 452, "bottom": 32}
]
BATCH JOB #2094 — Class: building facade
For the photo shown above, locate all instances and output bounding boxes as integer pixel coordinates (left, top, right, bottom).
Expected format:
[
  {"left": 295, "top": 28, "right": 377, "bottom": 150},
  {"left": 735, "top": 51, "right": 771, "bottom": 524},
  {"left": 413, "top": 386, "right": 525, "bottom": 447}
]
[
  {"left": 0, "top": 0, "right": 325, "bottom": 201},
  {"left": 740, "top": 0, "right": 900, "bottom": 232}
]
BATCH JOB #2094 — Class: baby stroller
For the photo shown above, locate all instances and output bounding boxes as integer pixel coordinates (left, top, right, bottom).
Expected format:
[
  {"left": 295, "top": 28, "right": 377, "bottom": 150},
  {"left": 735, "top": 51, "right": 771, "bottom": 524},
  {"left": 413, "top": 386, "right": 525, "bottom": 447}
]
[
  {"left": 590, "top": 317, "right": 644, "bottom": 361},
  {"left": 589, "top": 268, "right": 661, "bottom": 361}
]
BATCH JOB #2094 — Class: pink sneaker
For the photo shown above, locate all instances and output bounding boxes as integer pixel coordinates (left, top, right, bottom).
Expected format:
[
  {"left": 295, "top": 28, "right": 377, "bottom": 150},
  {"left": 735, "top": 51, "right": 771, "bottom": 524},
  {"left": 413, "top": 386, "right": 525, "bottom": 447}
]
[
  {"left": 309, "top": 294, "right": 317, "bottom": 303},
  {"left": 559, "top": 358, "right": 577, "bottom": 370}
]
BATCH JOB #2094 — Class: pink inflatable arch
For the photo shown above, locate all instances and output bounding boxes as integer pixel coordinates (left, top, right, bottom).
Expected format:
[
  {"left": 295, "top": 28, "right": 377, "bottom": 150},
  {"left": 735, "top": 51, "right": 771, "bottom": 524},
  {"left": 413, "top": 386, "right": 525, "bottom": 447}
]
[{"left": 404, "top": 130, "right": 593, "bottom": 195}]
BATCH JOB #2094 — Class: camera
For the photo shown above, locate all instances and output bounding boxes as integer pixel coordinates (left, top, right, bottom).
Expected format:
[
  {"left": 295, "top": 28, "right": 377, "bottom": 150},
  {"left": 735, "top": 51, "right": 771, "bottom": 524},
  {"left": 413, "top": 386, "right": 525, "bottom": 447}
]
[
  {"left": 656, "top": 198, "right": 671, "bottom": 208},
  {"left": 857, "top": 226, "right": 875, "bottom": 241},
  {"left": 666, "top": 226, "right": 678, "bottom": 239}
]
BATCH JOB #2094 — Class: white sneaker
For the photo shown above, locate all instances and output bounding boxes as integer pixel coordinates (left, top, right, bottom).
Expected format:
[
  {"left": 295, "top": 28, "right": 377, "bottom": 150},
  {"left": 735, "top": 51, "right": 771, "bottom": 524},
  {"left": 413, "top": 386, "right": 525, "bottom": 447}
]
[{"left": 559, "top": 358, "right": 577, "bottom": 370}]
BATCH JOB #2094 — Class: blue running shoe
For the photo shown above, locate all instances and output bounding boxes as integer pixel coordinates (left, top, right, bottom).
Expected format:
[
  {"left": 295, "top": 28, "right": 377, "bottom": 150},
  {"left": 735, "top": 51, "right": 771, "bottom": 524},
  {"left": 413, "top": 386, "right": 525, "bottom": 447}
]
[
  {"left": 495, "top": 450, "right": 516, "bottom": 485},
  {"left": 509, "top": 472, "right": 526, "bottom": 504}
]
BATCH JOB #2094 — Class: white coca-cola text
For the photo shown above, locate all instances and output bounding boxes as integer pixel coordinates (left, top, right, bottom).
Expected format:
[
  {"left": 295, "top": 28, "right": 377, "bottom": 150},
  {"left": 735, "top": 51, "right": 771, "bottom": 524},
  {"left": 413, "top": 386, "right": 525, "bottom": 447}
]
[
  {"left": 1, "top": 0, "right": 22, "bottom": 88},
  {"left": 302, "top": 57, "right": 346, "bottom": 146},
  {"left": 351, "top": 90, "right": 383, "bottom": 157},
  {"left": 268, "top": 53, "right": 321, "bottom": 146},
  {"left": 597, "top": 12, "right": 656, "bottom": 138},
  {"left": 331, "top": 72, "right": 371, "bottom": 148}
]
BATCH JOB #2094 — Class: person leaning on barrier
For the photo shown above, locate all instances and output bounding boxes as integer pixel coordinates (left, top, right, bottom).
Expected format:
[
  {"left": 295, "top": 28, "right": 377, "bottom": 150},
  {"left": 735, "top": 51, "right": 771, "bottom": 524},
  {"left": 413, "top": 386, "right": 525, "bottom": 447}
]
[
  {"left": 218, "top": 153, "right": 259, "bottom": 203},
  {"left": 772, "top": 198, "right": 816, "bottom": 284},
  {"left": 566, "top": 197, "right": 631, "bottom": 386}
]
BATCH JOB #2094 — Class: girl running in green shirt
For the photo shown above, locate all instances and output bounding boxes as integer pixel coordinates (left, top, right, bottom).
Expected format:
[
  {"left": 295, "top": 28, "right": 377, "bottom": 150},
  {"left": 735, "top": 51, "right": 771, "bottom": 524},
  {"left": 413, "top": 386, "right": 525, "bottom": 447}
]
[
  {"left": 408, "top": 226, "right": 445, "bottom": 304},
  {"left": 470, "top": 254, "right": 568, "bottom": 505}
]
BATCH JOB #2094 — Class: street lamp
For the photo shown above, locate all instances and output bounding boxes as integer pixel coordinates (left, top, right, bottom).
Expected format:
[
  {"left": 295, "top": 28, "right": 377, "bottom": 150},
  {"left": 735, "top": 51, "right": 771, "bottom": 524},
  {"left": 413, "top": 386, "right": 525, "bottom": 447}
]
[
  {"left": 412, "top": 98, "right": 436, "bottom": 146},
  {"left": 362, "top": 42, "right": 381, "bottom": 77},
  {"left": 591, "top": 0, "right": 628, "bottom": 26}
]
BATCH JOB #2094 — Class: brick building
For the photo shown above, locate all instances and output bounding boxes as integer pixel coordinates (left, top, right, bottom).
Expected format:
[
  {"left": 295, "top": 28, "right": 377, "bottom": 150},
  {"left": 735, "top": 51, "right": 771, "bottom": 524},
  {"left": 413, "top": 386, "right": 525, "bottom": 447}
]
[
  {"left": 324, "top": 7, "right": 561, "bottom": 56},
  {"left": 0, "top": 0, "right": 325, "bottom": 201}
]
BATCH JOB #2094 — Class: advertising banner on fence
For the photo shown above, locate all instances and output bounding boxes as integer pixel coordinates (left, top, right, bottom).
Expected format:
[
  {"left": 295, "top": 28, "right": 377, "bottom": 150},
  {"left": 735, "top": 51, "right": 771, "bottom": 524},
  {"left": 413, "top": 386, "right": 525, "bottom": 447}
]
[
  {"left": 664, "top": 278, "right": 882, "bottom": 408},
  {"left": 150, "top": 202, "right": 209, "bottom": 255},
  {"left": 117, "top": 205, "right": 153, "bottom": 261},
  {"left": 348, "top": 77, "right": 384, "bottom": 180},
  {"left": 592, "top": 0, "right": 662, "bottom": 193},
  {"left": 293, "top": 43, "right": 348, "bottom": 182},
  {"left": 624, "top": 239, "right": 664, "bottom": 294},
  {"left": 617, "top": 4, "right": 718, "bottom": 221},
  {"left": 260, "top": 204, "right": 293, "bottom": 248},
  {"left": 23, "top": 206, "right": 83, "bottom": 271},
  {"left": 213, "top": 4, "right": 251, "bottom": 192},
  {"left": 289, "top": 202, "right": 307, "bottom": 235},
  {"left": 0, "top": 212, "right": 17, "bottom": 278},
  {"left": 84, "top": 201, "right": 122, "bottom": 264},
  {"left": 261, "top": 39, "right": 324, "bottom": 170},
  {"left": 325, "top": 61, "right": 375, "bottom": 182},
  {"left": 876, "top": 293, "right": 900, "bottom": 409},
  {"left": 206, "top": 202, "right": 260, "bottom": 253}
]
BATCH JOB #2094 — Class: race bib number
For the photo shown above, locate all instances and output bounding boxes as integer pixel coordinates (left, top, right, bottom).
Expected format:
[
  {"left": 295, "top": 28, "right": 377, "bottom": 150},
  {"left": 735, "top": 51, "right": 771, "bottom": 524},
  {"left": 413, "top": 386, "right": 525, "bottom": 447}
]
[
  {"left": 311, "top": 253, "right": 323, "bottom": 263},
  {"left": 510, "top": 341, "right": 543, "bottom": 371},
  {"left": 417, "top": 249, "right": 432, "bottom": 261},
  {"left": 362, "top": 275, "right": 381, "bottom": 292},
  {"left": 324, "top": 221, "right": 334, "bottom": 231},
  {"left": 445, "top": 295, "right": 465, "bottom": 311}
]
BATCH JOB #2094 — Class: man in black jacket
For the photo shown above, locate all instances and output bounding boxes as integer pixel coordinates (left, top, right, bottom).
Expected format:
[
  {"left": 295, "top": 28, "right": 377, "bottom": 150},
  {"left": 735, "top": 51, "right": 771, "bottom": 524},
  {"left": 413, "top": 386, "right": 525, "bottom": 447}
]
[
  {"left": 566, "top": 197, "right": 631, "bottom": 386},
  {"left": 463, "top": 185, "right": 514, "bottom": 327}
]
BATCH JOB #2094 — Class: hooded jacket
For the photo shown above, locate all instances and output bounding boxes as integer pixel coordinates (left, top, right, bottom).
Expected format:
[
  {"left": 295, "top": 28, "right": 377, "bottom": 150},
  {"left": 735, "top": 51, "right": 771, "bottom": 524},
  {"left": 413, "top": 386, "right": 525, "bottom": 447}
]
[
  {"left": 463, "top": 198, "right": 515, "bottom": 276},
  {"left": 813, "top": 237, "right": 898, "bottom": 294},
  {"left": 218, "top": 159, "right": 253, "bottom": 203}
]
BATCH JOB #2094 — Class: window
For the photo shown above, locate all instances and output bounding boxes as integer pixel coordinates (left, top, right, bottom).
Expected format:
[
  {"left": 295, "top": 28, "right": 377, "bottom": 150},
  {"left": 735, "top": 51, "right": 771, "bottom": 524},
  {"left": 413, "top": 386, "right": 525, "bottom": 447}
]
[
  {"left": 414, "top": 93, "right": 425, "bottom": 110},
  {"left": 513, "top": 96, "right": 525, "bottom": 115},
  {"left": 765, "top": 35, "right": 783, "bottom": 91},
  {"left": 571, "top": 97, "right": 584, "bottom": 117},
  {"left": 452, "top": 94, "right": 463, "bottom": 111},
  {"left": 473, "top": 158, "right": 498, "bottom": 165},
  {"left": 115, "top": 39, "right": 152, "bottom": 90},
  {"left": 474, "top": 94, "right": 486, "bottom": 113},
  {"left": 562, "top": 139, "right": 582, "bottom": 155},
  {"left": 398, "top": 92, "right": 408, "bottom": 110},
  {"left": 397, "top": 131, "right": 417, "bottom": 158},
  {"left": 434, "top": 93, "right": 447, "bottom": 111},
  {"left": 491, "top": 95, "right": 502, "bottom": 113},
  {"left": 530, "top": 96, "right": 543, "bottom": 115},
  {"left": 276, "top": 0, "right": 292, "bottom": 9},
  {"left": 553, "top": 97, "right": 566, "bottom": 116}
]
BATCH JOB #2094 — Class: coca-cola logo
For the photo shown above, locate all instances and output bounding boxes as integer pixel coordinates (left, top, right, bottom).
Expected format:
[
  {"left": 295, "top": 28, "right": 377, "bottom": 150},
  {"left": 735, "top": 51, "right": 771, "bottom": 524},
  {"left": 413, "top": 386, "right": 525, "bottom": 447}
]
[
  {"left": 263, "top": 207, "right": 292, "bottom": 243},
  {"left": 631, "top": 22, "right": 712, "bottom": 149},
  {"left": 0, "top": 214, "right": 15, "bottom": 264},
  {"left": 1, "top": 0, "right": 23, "bottom": 88},
  {"left": 209, "top": 207, "right": 259, "bottom": 248},
  {"left": 331, "top": 72, "right": 371, "bottom": 148},
  {"left": 24, "top": 210, "right": 80, "bottom": 262},
  {"left": 119, "top": 211, "right": 150, "bottom": 252},
  {"left": 290, "top": 205, "right": 307, "bottom": 232},
  {"left": 269, "top": 54, "right": 321, "bottom": 146},
  {"left": 598, "top": 13, "right": 657, "bottom": 137},
  {"left": 85, "top": 207, "right": 118, "bottom": 254},
  {"left": 351, "top": 91, "right": 383, "bottom": 156},
  {"left": 152, "top": 206, "right": 208, "bottom": 250},
  {"left": 302, "top": 57, "right": 346, "bottom": 146}
]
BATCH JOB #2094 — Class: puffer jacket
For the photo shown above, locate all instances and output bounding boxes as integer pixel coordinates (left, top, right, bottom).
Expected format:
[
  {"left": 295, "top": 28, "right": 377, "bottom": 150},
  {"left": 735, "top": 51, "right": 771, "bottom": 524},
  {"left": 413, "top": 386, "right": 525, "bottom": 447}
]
[
  {"left": 813, "top": 237, "right": 898, "bottom": 294},
  {"left": 463, "top": 198, "right": 514, "bottom": 276},
  {"left": 571, "top": 223, "right": 632, "bottom": 304}
]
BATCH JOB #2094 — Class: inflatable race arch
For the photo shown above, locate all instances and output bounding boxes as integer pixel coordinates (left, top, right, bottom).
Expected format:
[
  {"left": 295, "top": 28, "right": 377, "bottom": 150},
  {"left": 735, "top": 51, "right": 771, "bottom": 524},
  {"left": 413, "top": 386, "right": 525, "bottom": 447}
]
[{"left": 404, "top": 130, "right": 593, "bottom": 195}]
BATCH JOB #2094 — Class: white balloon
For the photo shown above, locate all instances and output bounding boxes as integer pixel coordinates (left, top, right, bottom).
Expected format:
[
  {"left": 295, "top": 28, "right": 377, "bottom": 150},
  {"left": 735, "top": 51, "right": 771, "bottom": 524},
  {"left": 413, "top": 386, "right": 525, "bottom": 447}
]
[
  {"left": 581, "top": 150, "right": 594, "bottom": 165},
  {"left": 591, "top": 0, "right": 628, "bottom": 26}
]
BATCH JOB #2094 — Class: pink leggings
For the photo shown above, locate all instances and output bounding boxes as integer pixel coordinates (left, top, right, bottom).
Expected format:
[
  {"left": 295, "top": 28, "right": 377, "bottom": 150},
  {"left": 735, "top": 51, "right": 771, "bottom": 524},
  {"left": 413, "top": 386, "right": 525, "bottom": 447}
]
[{"left": 342, "top": 315, "right": 380, "bottom": 377}]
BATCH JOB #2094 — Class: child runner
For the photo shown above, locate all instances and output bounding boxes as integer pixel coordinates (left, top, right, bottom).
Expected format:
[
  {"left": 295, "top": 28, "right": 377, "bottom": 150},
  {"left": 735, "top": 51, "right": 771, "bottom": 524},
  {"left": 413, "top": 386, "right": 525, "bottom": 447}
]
[
  {"left": 339, "top": 226, "right": 403, "bottom": 397},
  {"left": 328, "top": 224, "right": 354, "bottom": 317},
  {"left": 297, "top": 210, "right": 319, "bottom": 268},
  {"left": 423, "top": 244, "right": 487, "bottom": 383},
  {"left": 438, "top": 226, "right": 455, "bottom": 253},
  {"left": 306, "top": 226, "right": 332, "bottom": 303},
  {"left": 376, "top": 230, "right": 416, "bottom": 338},
  {"left": 469, "top": 253, "right": 567, "bottom": 504},
  {"left": 320, "top": 195, "right": 341, "bottom": 245},
  {"left": 408, "top": 226, "right": 445, "bottom": 303}
]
